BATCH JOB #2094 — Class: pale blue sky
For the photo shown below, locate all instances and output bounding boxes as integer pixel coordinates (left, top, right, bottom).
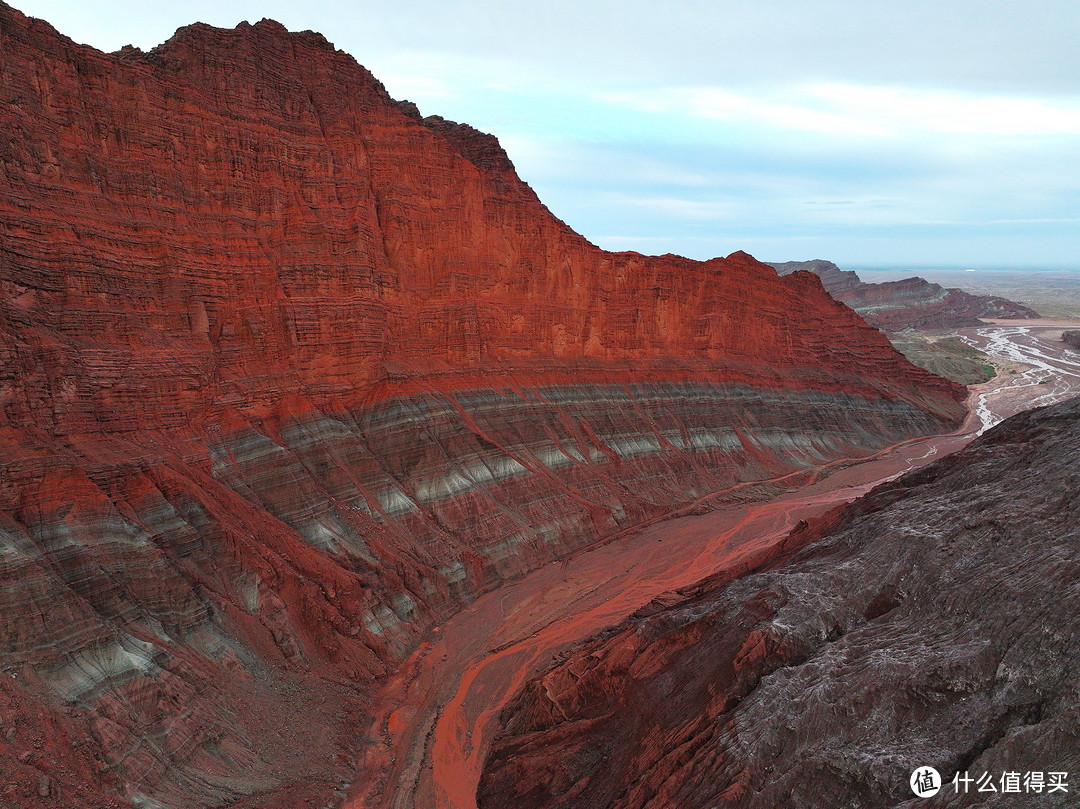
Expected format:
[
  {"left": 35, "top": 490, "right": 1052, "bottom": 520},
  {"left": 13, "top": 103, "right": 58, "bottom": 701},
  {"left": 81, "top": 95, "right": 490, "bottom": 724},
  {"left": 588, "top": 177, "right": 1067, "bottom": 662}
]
[{"left": 11, "top": 1, "right": 1080, "bottom": 268}]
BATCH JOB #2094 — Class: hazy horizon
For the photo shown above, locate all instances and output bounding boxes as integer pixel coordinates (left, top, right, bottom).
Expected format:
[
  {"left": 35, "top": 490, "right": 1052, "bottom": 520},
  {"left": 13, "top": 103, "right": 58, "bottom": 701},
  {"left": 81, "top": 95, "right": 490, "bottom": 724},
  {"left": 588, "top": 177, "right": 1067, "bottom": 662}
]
[
  {"left": 850, "top": 265, "right": 1080, "bottom": 277},
  {"left": 10, "top": 0, "right": 1080, "bottom": 269}
]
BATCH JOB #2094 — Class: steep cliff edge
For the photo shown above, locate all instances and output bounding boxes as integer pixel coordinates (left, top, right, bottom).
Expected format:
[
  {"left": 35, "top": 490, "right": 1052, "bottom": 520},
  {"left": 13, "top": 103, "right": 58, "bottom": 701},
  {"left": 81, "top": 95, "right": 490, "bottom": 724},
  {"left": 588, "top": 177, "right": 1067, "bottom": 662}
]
[
  {"left": 480, "top": 395, "right": 1080, "bottom": 809},
  {"left": 770, "top": 259, "right": 1039, "bottom": 332},
  {"left": 1, "top": 3, "right": 964, "bottom": 807}
]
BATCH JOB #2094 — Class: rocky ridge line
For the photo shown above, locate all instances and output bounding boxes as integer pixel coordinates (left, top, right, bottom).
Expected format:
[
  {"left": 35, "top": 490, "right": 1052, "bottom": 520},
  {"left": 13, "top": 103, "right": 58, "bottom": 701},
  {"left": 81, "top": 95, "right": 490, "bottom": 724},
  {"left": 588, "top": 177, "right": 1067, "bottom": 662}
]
[{"left": 770, "top": 259, "right": 1039, "bottom": 332}]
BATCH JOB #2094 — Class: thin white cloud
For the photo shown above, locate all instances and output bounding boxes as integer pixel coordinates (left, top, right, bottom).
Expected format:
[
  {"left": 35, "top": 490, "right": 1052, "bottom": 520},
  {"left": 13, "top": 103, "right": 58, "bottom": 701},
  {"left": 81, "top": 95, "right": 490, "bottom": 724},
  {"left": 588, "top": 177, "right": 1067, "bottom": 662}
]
[
  {"left": 604, "top": 83, "right": 1080, "bottom": 139},
  {"left": 812, "top": 84, "right": 1080, "bottom": 137},
  {"left": 499, "top": 135, "right": 715, "bottom": 188},
  {"left": 598, "top": 192, "right": 738, "bottom": 222}
]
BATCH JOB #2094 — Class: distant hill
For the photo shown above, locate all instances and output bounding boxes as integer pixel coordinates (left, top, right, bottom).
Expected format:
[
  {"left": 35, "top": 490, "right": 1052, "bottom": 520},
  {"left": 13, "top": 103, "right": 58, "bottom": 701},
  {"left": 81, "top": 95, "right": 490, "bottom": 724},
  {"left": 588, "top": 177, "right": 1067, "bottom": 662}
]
[{"left": 769, "top": 259, "right": 1039, "bottom": 332}]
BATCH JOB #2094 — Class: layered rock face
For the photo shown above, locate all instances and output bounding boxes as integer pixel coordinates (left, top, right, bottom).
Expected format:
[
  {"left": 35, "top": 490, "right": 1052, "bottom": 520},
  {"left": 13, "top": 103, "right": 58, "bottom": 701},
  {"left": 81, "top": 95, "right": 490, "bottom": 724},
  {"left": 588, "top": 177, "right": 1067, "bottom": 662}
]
[
  {"left": 480, "top": 395, "right": 1080, "bottom": 809},
  {"left": 770, "top": 259, "right": 1039, "bottom": 332},
  {"left": 1, "top": 3, "right": 965, "bottom": 806}
]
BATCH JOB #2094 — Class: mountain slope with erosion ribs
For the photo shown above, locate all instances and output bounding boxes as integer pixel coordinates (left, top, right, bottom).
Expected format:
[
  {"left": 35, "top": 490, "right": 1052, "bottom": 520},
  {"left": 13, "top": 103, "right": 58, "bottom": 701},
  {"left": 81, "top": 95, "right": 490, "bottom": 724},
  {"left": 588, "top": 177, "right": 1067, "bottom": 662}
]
[
  {"left": 480, "top": 395, "right": 1080, "bottom": 809},
  {"left": 769, "top": 259, "right": 1039, "bottom": 332},
  {"left": 0, "top": 4, "right": 964, "bottom": 807}
]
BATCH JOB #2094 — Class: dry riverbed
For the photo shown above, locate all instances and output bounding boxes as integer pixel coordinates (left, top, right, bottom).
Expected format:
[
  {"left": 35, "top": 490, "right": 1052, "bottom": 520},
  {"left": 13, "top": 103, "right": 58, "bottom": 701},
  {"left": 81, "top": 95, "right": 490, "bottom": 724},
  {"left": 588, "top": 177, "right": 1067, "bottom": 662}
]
[{"left": 346, "top": 323, "right": 1080, "bottom": 809}]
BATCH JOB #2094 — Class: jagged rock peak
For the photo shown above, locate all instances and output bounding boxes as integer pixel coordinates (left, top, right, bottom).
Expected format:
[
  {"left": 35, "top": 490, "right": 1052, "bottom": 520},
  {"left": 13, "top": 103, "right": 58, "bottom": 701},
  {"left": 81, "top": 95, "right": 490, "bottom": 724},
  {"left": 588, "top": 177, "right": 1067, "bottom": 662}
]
[{"left": 164, "top": 15, "right": 337, "bottom": 53}]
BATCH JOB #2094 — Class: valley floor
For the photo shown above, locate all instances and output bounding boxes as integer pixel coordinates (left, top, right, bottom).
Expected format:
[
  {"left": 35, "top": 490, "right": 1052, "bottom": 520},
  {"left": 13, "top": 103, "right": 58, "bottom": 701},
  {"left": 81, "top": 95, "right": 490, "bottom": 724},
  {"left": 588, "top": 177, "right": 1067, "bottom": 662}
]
[
  {"left": 959, "top": 319, "right": 1080, "bottom": 431},
  {"left": 345, "top": 322, "right": 1080, "bottom": 809}
]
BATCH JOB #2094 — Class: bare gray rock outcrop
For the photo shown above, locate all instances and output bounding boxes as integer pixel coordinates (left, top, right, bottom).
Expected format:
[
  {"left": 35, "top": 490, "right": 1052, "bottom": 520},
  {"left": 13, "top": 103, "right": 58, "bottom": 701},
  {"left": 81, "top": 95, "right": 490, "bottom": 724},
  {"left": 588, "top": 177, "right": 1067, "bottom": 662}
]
[{"left": 480, "top": 395, "right": 1080, "bottom": 809}]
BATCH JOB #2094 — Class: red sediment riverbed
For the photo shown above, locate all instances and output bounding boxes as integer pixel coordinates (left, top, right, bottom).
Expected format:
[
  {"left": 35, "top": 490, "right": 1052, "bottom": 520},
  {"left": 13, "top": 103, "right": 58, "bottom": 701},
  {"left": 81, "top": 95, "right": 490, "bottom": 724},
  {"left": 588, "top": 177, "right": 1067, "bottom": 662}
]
[{"left": 347, "top": 326, "right": 1080, "bottom": 809}]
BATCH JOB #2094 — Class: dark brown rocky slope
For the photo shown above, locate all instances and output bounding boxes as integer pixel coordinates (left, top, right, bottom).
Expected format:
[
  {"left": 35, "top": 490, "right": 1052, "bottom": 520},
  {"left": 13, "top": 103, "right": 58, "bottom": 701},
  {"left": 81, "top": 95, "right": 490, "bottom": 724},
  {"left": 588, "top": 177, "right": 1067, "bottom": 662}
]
[{"left": 480, "top": 394, "right": 1080, "bottom": 809}]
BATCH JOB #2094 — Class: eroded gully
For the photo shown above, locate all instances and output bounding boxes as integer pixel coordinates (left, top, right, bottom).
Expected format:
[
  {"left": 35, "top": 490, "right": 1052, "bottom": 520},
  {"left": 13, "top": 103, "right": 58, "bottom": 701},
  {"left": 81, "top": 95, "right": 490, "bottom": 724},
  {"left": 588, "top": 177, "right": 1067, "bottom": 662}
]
[{"left": 346, "top": 322, "right": 1080, "bottom": 809}]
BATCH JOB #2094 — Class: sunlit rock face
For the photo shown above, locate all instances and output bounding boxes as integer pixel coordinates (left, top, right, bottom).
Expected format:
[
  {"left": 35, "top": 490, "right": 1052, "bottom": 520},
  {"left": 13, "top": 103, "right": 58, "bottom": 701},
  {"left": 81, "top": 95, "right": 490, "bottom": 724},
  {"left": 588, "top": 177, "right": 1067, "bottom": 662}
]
[
  {"left": 770, "top": 260, "right": 1039, "bottom": 332},
  {"left": 479, "top": 395, "right": 1080, "bottom": 809},
  {"left": 0, "top": 3, "right": 964, "bottom": 806}
]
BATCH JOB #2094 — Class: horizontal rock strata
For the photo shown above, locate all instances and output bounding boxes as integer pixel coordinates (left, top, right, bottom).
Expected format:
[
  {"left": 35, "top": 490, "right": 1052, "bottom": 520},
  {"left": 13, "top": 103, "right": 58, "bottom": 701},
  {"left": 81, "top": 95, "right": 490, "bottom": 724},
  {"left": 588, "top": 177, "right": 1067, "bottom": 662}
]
[
  {"left": 480, "top": 395, "right": 1080, "bottom": 809},
  {"left": 0, "top": 3, "right": 964, "bottom": 806}
]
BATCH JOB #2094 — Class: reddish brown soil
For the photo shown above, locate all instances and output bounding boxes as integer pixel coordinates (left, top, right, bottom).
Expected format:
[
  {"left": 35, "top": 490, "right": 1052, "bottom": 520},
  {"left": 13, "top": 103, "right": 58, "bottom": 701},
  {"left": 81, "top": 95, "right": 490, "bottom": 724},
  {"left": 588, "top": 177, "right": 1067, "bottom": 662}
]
[
  {"left": 348, "top": 323, "right": 1080, "bottom": 809},
  {"left": 347, "top": 434, "right": 968, "bottom": 809}
]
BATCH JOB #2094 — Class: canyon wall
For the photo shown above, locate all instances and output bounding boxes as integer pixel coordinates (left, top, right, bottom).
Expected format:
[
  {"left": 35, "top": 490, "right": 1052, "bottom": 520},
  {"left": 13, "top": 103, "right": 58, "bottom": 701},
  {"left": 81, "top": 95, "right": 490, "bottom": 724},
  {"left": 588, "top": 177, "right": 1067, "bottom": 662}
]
[
  {"left": 770, "top": 259, "right": 1039, "bottom": 332},
  {"left": 0, "top": 4, "right": 964, "bottom": 806},
  {"left": 480, "top": 395, "right": 1080, "bottom": 809}
]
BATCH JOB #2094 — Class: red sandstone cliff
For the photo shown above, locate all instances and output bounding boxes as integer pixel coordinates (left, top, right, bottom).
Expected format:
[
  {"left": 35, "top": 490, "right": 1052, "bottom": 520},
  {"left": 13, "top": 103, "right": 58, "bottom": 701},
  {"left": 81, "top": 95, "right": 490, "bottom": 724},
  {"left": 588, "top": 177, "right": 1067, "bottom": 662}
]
[{"left": 0, "top": 4, "right": 965, "bottom": 807}]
